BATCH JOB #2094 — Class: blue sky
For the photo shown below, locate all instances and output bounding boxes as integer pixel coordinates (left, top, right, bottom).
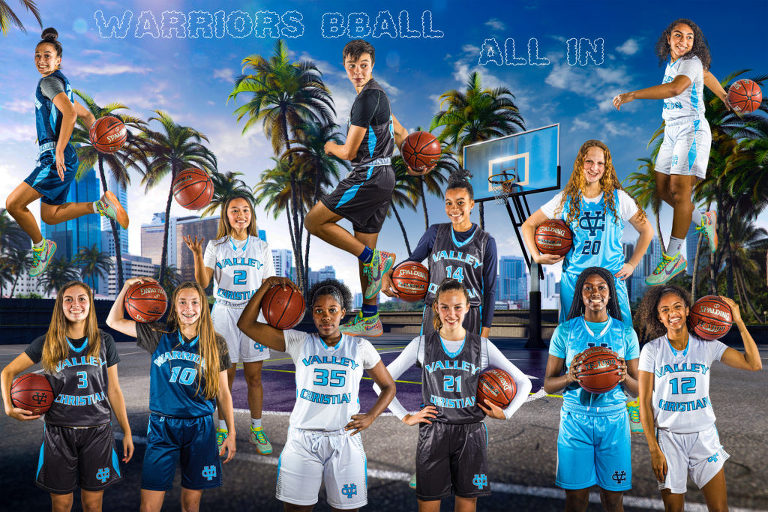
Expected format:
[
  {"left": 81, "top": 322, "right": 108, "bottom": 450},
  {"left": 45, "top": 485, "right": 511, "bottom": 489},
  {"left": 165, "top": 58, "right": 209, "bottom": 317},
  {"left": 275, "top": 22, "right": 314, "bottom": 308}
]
[{"left": 1, "top": 0, "right": 766, "bottom": 294}]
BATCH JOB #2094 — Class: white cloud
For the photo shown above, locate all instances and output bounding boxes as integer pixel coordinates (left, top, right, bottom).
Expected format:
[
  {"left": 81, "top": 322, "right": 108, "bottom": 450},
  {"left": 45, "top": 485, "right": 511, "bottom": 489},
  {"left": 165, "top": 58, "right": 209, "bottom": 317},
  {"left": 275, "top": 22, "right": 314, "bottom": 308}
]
[
  {"left": 1, "top": 99, "right": 34, "bottom": 114},
  {"left": 213, "top": 68, "right": 235, "bottom": 83},
  {"left": 485, "top": 18, "right": 506, "bottom": 31},
  {"left": 0, "top": 123, "right": 36, "bottom": 143},
  {"left": 616, "top": 38, "right": 640, "bottom": 56},
  {"left": 70, "top": 63, "right": 152, "bottom": 77}
]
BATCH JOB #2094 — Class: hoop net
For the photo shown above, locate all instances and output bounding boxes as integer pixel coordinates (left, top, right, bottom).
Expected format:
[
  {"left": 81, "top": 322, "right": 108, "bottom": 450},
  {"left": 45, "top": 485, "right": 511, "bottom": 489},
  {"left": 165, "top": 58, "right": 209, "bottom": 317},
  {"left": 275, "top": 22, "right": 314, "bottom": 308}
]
[{"left": 488, "top": 172, "right": 520, "bottom": 204}]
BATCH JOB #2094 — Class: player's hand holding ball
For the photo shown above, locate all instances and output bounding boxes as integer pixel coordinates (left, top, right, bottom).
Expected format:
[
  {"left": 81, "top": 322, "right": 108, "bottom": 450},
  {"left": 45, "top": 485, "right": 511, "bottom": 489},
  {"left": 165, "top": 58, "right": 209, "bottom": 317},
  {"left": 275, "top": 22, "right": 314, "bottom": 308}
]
[
  {"left": 616, "top": 357, "right": 627, "bottom": 383},
  {"left": 403, "top": 404, "right": 438, "bottom": 426},
  {"left": 380, "top": 270, "right": 399, "bottom": 298},
  {"left": 477, "top": 399, "right": 505, "bottom": 420},
  {"left": 4, "top": 404, "right": 41, "bottom": 422}
]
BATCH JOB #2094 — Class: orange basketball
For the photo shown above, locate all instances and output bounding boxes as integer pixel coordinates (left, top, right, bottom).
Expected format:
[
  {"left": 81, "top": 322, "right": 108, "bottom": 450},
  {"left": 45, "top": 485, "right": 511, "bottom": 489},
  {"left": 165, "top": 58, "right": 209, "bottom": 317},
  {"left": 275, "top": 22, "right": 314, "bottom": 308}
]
[
  {"left": 261, "top": 284, "right": 305, "bottom": 329},
  {"left": 401, "top": 131, "right": 441, "bottom": 172},
  {"left": 477, "top": 368, "right": 516, "bottom": 409},
  {"left": 575, "top": 347, "right": 621, "bottom": 394},
  {"left": 535, "top": 219, "right": 573, "bottom": 256},
  {"left": 11, "top": 373, "right": 54, "bottom": 414},
  {"left": 391, "top": 261, "right": 429, "bottom": 302},
  {"left": 173, "top": 168, "right": 213, "bottom": 210},
  {"left": 89, "top": 116, "right": 127, "bottom": 154},
  {"left": 689, "top": 295, "right": 732, "bottom": 341},
  {"left": 125, "top": 280, "right": 168, "bottom": 323},
  {"left": 727, "top": 79, "right": 762, "bottom": 114}
]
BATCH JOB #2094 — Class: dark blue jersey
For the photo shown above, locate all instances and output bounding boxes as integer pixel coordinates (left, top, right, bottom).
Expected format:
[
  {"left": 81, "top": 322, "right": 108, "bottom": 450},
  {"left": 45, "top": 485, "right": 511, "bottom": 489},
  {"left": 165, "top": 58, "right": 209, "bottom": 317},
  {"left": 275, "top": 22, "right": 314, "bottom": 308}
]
[
  {"left": 136, "top": 323, "right": 230, "bottom": 418},
  {"left": 35, "top": 70, "right": 75, "bottom": 154},
  {"left": 349, "top": 79, "right": 395, "bottom": 168}
]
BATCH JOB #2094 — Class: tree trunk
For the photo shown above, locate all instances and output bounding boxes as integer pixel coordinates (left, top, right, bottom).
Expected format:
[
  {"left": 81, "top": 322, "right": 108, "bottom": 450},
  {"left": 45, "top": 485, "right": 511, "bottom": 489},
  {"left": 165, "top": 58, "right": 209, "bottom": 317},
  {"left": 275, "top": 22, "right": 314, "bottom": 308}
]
[
  {"left": 691, "top": 231, "right": 704, "bottom": 300},
  {"left": 419, "top": 179, "right": 429, "bottom": 230},
  {"left": 9, "top": 273, "right": 19, "bottom": 298},
  {"left": 654, "top": 206, "right": 666, "bottom": 254},
  {"left": 736, "top": 269, "right": 763, "bottom": 323},
  {"left": 97, "top": 157, "right": 125, "bottom": 291},
  {"left": 159, "top": 164, "right": 178, "bottom": 286},
  {"left": 479, "top": 202, "right": 485, "bottom": 230},
  {"left": 391, "top": 204, "right": 412, "bottom": 256}
]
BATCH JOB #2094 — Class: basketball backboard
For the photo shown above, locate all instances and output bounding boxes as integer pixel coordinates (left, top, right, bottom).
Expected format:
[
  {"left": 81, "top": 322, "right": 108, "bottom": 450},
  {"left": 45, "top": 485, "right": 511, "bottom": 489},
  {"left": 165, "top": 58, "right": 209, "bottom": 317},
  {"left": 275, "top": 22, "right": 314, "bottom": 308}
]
[{"left": 463, "top": 124, "right": 560, "bottom": 202}]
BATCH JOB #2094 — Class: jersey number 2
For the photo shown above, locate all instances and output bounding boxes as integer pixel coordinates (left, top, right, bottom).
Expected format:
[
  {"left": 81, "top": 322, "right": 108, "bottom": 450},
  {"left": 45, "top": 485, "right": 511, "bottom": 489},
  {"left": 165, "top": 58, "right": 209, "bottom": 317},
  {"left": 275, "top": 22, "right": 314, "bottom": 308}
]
[{"left": 233, "top": 270, "right": 247, "bottom": 285}]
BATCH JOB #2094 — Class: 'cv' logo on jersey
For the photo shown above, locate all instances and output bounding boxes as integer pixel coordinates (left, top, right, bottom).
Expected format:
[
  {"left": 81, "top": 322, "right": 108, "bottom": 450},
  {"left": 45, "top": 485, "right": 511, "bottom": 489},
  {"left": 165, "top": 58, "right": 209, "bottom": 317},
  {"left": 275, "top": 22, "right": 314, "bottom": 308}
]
[
  {"left": 579, "top": 211, "right": 605, "bottom": 237},
  {"left": 707, "top": 453, "right": 719, "bottom": 463},
  {"left": 202, "top": 465, "right": 217, "bottom": 481},
  {"left": 341, "top": 483, "right": 357, "bottom": 498},
  {"left": 611, "top": 470, "right": 626, "bottom": 484},
  {"left": 96, "top": 468, "right": 110, "bottom": 483},
  {"left": 473, "top": 473, "right": 488, "bottom": 489}
]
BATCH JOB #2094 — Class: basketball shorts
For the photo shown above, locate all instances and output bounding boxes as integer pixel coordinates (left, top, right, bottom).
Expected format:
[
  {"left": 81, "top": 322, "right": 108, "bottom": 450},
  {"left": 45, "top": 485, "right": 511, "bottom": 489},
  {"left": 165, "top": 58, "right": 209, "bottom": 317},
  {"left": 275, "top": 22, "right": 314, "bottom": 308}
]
[
  {"left": 23, "top": 145, "right": 79, "bottom": 206},
  {"left": 421, "top": 304, "right": 482, "bottom": 337},
  {"left": 276, "top": 427, "right": 367, "bottom": 509},
  {"left": 556, "top": 409, "right": 632, "bottom": 491},
  {"left": 656, "top": 425, "right": 728, "bottom": 494},
  {"left": 560, "top": 271, "right": 631, "bottom": 328},
  {"left": 212, "top": 304, "right": 269, "bottom": 363},
  {"left": 321, "top": 164, "right": 395, "bottom": 234},
  {"left": 416, "top": 421, "right": 491, "bottom": 500},
  {"left": 35, "top": 422, "right": 122, "bottom": 493},
  {"left": 141, "top": 413, "right": 222, "bottom": 491},
  {"left": 656, "top": 118, "right": 712, "bottom": 180}
]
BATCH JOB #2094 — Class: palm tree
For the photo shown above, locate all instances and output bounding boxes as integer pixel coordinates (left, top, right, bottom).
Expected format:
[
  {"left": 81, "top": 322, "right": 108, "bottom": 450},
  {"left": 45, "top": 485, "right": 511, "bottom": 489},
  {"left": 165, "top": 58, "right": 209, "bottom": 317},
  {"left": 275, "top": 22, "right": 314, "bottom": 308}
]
[
  {"left": 75, "top": 244, "right": 113, "bottom": 291},
  {"left": 153, "top": 264, "right": 182, "bottom": 298},
  {"left": 0, "top": 255, "right": 13, "bottom": 296},
  {"left": 71, "top": 91, "right": 146, "bottom": 289},
  {"left": 388, "top": 158, "right": 421, "bottom": 256},
  {"left": 136, "top": 111, "right": 217, "bottom": 285},
  {"left": 0, "top": 208, "right": 28, "bottom": 253},
  {"left": 39, "top": 258, "right": 81, "bottom": 295},
  {"left": 624, "top": 157, "right": 665, "bottom": 253},
  {"left": 2, "top": 246, "right": 31, "bottom": 297},
  {"left": 200, "top": 171, "right": 256, "bottom": 218},
  {"left": 0, "top": 0, "right": 41, "bottom": 34},
  {"left": 726, "top": 215, "right": 767, "bottom": 323}
]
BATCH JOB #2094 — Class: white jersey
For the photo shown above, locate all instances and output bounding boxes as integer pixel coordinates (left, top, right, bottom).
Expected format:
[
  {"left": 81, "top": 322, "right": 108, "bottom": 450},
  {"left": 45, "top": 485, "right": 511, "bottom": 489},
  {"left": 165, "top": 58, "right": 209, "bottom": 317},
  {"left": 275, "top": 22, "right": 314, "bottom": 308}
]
[
  {"left": 661, "top": 55, "right": 705, "bottom": 124},
  {"left": 283, "top": 330, "right": 381, "bottom": 431},
  {"left": 639, "top": 334, "right": 727, "bottom": 433},
  {"left": 204, "top": 235, "right": 274, "bottom": 308}
]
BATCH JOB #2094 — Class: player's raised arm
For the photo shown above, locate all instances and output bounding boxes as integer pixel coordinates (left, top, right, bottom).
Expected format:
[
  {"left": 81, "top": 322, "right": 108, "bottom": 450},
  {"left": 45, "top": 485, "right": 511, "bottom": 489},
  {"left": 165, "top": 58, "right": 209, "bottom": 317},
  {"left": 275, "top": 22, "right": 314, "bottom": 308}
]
[
  {"left": 106, "top": 277, "right": 151, "bottom": 338},
  {"left": 183, "top": 235, "right": 213, "bottom": 288},
  {"left": 717, "top": 297, "right": 762, "bottom": 372},
  {"left": 236, "top": 277, "right": 299, "bottom": 352}
]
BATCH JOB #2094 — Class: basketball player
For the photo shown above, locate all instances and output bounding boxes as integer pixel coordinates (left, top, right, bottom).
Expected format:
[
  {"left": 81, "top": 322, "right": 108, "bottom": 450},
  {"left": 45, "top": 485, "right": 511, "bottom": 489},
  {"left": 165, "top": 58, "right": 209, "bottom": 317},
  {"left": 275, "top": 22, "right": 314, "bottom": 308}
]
[
  {"left": 522, "top": 140, "right": 653, "bottom": 328},
  {"left": 613, "top": 19, "right": 726, "bottom": 285},
  {"left": 382, "top": 169, "right": 497, "bottom": 338},
  {"left": 305, "top": 39, "right": 420, "bottom": 337},
  {"left": 5, "top": 27, "right": 129, "bottom": 278},
  {"left": 376, "top": 279, "right": 532, "bottom": 511},
  {"left": 543, "top": 267, "right": 639, "bottom": 512},
  {"left": 237, "top": 277, "right": 396, "bottom": 511},
  {"left": 107, "top": 280, "right": 236, "bottom": 512},
  {"left": 636, "top": 286, "right": 761, "bottom": 511},
  {"left": 1, "top": 281, "right": 132, "bottom": 512},
  {"left": 184, "top": 194, "right": 275, "bottom": 454}
]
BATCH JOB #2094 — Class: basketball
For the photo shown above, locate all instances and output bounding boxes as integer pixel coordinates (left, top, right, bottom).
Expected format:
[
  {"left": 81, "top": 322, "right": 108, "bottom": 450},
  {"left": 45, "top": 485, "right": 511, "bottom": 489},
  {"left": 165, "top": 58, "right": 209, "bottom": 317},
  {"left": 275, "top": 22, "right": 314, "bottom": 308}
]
[
  {"left": 173, "top": 168, "right": 213, "bottom": 210},
  {"left": 477, "top": 368, "right": 517, "bottom": 409},
  {"left": 125, "top": 280, "right": 168, "bottom": 323},
  {"left": 575, "top": 347, "right": 621, "bottom": 394},
  {"left": 689, "top": 295, "right": 733, "bottom": 341},
  {"left": 391, "top": 261, "right": 429, "bottom": 302},
  {"left": 11, "top": 373, "right": 54, "bottom": 414},
  {"left": 89, "top": 116, "right": 127, "bottom": 154},
  {"left": 401, "top": 131, "right": 441, "bottom": 172},
  {"left": 535, "top": 219, "right": 573, "bottom": 256},
  {"left": 261, "top": 284, "right": 305, "bottom": 330},
  {"left": 727, "top": 79, "right": 762, "bottom": 114}
]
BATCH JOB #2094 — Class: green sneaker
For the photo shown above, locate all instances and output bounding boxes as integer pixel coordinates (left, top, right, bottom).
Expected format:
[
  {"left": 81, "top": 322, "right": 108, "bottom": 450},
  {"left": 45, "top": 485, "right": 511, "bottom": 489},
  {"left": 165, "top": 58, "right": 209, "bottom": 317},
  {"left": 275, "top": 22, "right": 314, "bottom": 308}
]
[
  {"left": 216, "top": 428, "right": 228, "bottom": 448},
  {"left": 409, "top": 473, "right": 417, "bottom": 490},
  {"left": 645, "top": 252, "right": 686, "bottom": 286},
  {"left": 696, "top": 211, "right": 718, "bottom": 253},
  {"left": 250, "top": 426, "right": 272, "bottom": 455},
  {"left": 95, "top": 190, "right": 129, "bottom": 229},
  {"left": 363, "top": 249, "right": 396, "bottom": 299},
  {"left": 627, "top": 399, "right": 643, "bottom": 434},
  {"left": 29, "top": 239, "right": 56, "bottom": 277},
  {"left": 340, "top": 311, "right": 383, "bottom": 337}
]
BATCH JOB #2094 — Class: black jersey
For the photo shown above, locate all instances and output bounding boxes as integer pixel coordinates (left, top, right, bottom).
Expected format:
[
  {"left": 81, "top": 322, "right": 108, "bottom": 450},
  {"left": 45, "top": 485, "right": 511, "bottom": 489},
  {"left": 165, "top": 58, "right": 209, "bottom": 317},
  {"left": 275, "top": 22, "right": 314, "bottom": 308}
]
[
  {"left": 25, "top": 331, "right": 119, "bottom": 427},
  {"left": 421, "top": 331, "right": 484, "bottom": 424},
  {"left": 425, "top": 223, "right": 490, "bottom": 308},
  {"left": 349, "top": 79, "right": 395, "bottom": 168}
]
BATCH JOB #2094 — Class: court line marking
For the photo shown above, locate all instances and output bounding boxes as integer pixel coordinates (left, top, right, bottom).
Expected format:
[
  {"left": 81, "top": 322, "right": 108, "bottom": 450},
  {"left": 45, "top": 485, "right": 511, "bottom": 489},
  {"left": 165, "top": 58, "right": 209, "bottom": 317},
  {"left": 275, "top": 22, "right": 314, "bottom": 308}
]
[{"left": 113, "top": 434, "right": 765, "bottom": 512}]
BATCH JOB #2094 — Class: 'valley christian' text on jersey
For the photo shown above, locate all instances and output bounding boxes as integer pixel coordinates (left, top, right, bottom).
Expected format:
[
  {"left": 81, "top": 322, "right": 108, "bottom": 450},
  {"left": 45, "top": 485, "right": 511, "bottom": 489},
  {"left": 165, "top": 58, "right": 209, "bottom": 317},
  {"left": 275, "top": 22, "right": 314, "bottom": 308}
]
[
  {"left": 282, "top": 330, "right": 381, "bottom": 431},
  {"left": 662, "top": 55, "right": 705, "bottom": 124},
  {"left": 639, "top": 334, "right": 727, "bottom": 433},
  {"left": 204, "top": 235, "right": 274, "bottom": 308}
]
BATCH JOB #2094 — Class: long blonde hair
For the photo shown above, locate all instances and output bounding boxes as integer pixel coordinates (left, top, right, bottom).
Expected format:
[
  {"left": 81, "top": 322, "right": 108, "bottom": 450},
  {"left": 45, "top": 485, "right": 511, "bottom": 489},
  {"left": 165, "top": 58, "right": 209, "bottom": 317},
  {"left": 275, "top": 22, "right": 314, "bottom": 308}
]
[
  {"left": 431, "top": 279, "right": 471, "bottom": 331},
  {"left": 42, "top": 281, "right": 101, "bottom": 372},
  {"left": 216, "top": 195, "right": 259, "bottom": 242},
  {"left": 557, "top": 140, "right": 646, "bottom": 225},
  {"left": 166, "top": 282, "right": 221, "bottom": 399}
]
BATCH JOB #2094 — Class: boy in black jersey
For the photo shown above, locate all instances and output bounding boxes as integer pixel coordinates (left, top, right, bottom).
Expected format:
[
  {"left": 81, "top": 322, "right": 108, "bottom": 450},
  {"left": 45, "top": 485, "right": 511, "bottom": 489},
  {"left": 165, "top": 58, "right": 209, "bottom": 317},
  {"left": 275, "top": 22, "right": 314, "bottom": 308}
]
[{"left": 306, "top": 39, "right": 416, "bottom": 337}]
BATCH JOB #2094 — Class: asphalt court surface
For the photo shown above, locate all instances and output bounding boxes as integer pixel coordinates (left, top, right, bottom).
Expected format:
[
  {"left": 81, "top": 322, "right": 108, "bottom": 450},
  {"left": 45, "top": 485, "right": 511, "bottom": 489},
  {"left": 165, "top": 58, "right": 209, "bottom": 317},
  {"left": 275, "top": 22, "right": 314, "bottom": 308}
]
[{"left": 1, "top": 334, "right": 767, "bottom": 511}]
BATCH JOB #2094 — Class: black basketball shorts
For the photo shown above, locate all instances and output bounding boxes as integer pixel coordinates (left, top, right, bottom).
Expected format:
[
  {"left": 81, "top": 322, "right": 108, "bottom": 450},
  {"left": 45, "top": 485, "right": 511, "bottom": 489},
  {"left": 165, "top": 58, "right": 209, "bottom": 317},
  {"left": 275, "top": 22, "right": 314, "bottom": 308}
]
[{"left": 320, "top": 164, "right": 395, "bottom": 234}]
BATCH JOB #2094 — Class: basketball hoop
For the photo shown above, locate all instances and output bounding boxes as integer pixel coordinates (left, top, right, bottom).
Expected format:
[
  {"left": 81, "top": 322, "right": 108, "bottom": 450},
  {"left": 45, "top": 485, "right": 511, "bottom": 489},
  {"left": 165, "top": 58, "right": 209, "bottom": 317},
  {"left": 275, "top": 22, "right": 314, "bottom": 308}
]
[{"left": 488, "top": 172, "right": 520, "bottom": 204}]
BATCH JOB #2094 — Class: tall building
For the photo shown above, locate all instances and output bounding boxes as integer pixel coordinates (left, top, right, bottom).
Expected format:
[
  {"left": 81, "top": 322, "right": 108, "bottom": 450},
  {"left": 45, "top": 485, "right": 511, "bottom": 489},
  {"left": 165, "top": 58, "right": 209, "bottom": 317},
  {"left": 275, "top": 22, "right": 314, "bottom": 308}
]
[
  {"left": 141, "top": 212, "right": 172, "bottom": 267},
  {"left": 498, "top": 255, "right": 528, "bottom": 302},
  {"left": 100, "top": 174, "right": 129, "bottom": 257},
  {"left": 543, "top": 271, "right": 557, "bottom": 299},
  {"left": 353, "top": 292, "right": 363, "bottom": 309},
  {"left": 106, "top": 254, "right": 158, "bottom": 298},
  {"left": 176, "top": 216, "right": 219, "bottom": 283},
  {"left": 1, "top": 270, "right": 52, "bottom": 298},
  {"left": 308, "top": 265, "right": 336, "bottom": 287},
  {"left": 272, "top": 249, "right": 293, "bottom": 278}
]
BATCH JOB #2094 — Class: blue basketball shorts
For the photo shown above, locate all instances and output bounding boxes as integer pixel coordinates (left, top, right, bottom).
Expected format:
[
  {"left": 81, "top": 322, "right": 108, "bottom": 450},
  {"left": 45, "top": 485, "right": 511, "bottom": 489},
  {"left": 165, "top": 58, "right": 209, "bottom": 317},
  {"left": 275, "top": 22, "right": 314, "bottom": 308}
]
[
  {"left": 559, "top": 271, "right": 632, "bottom": 327},
  {"left": 556, "top": 409, "right": 632, "bottom": 492},
  {"left": 23, "top": 145, "right": 79, "bottom": 206},
  {"left": 141, "top": 413, "right": 222, "bottom": 491}
]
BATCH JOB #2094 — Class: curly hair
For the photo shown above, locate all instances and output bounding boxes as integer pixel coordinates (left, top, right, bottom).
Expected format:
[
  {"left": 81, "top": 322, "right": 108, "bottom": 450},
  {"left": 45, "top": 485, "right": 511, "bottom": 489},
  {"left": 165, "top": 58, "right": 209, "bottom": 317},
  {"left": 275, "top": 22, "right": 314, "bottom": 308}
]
[
  {"left": 446, "top": 168, "right": 474, "bottom": 200},
  {"left": 635, "top": 285, "right": 692, "bottom": 342},
  {"left": 655, "top": 19, "right": 711, "bottom": 70},
  {"left": 557, "top": 140, "right": 646, "bottom": 226},
  {"left": 566, "top": 267, "right": 622, "bottom": 321},
  {"left": 309, "top": 279, "right": 352, "bottom": 311}
]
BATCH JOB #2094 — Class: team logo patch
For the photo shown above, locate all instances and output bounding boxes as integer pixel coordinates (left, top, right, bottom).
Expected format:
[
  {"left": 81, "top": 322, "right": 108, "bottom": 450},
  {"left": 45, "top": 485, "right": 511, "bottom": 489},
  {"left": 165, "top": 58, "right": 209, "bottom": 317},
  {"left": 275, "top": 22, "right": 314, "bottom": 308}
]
[
  {"left": 611, "top": 470, "right": 626, "bottom": 485},
  {"left": 202, "top": 465, "right": 217, "bottom": 481},
  {"left": 708, "top": 453, "right": 719, "bottom": 463},
  {"left": 579, "top": 211, "right": 605, "bottom": 237},
  {"left": 341, "top": 483, "right": 357, "bottom": 498},
  {"left": 472, "top": 473, "right": 488, "bottom": 490},
  {"left": 31, "top": 392, "right": 48, "bottom": 405},
  {"left": 96, "top": 467, "right": 110, "bottom": 483}
]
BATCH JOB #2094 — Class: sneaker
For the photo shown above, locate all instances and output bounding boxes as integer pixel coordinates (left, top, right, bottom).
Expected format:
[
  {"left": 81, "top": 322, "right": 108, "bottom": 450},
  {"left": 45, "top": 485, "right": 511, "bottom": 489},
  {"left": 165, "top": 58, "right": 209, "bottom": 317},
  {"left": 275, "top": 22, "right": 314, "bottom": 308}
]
[
  {"left": 697, "top": 211, "right": 718, "bottom": 253},
  {"left": 627, "top": 399, "right": 643, "bottom": 434},
  {"left": 216, "top": 428, "right": 228, "bottom": 448},
  {"left": 29, "top": 239, "right": 56, "bottom": 277},
  {"left": 95, "top": 190, "right": 129, "bottom": 229},
  {"left": 645, "top": 252, "right": 686, "bottom": 286},
  {"left": 363, "top": 249, "right": 396, "bottom": 299},
  {"left": 250, "top": 426, "right": 272, "bottom": 455},
  {"left": 409, "top": 473, "right": 417, "bottom": 490},
  {"left": 340, "top": 311, "right": 383, "bottom": 337}
]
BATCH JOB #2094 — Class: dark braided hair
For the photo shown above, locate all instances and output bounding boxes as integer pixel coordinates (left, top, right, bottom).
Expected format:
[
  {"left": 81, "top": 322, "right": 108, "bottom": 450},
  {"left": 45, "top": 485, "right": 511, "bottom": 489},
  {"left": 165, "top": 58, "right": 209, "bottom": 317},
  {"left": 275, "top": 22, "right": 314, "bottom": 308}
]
[
  {"left": 634, "top": 285, "right": 692, "bottom": 342},
  {"left": 309, "top": 279, "right": 352, "bottom": 312},
  {"left": 431, "top": 279, "right": 470, "bottom": 331},
  {"left": 567, "top": 267, "right": 621, "bottom": 321},
  {"left": 655, "top": 19, "right": 711, "bottom": 70},
  {"left": 37, "top": 27, "right": 62, "bottom": 57},
  {"left": 446, "top": 168, "right": 474, "bottom": 200}
]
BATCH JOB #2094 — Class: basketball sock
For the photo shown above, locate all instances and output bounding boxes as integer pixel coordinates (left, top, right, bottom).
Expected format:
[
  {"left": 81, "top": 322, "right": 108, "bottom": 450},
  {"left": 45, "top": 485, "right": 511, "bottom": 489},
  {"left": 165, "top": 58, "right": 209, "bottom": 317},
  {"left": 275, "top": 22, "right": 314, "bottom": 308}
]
[
  {"left": 33, "top": 239, "right": 45, "bottom": 249},
  {"left": 251, "top": 418, "right": 262, "bottom": 429},
  {"left": 362, "top": 304, "right": 377, "bottom": 318},
  {"left": 358, "top": 246, "right": 374, "bottom": 264},
  {"left": 219, "top": 420, "right": 227, "bottom": 431},
  {"left": 691, "top": 210, "right": 703, "bottom": 226},
  {"left": 667, "top": 237, "right": 684, "bottom": 256},
  {"left": 92, "top": 200, "right": 100, "bottom": 214}
]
